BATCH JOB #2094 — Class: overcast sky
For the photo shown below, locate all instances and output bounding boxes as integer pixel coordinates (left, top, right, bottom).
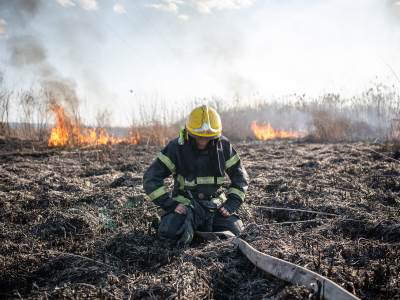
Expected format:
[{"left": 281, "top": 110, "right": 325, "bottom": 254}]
[{"left": 1, "top": 0, "right": 400, "bottom": 125}]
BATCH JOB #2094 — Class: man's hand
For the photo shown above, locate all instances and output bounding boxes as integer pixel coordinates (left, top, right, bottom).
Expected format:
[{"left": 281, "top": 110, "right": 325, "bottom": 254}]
[
  {"left": 219, "top": 206, "right": 231, "bottom": 217},
  {"left": 174, "top": 203, "right": 187, "bottom": 214},
  {"left": 176, "top": 208, "right": 194, "bottom": 247}
]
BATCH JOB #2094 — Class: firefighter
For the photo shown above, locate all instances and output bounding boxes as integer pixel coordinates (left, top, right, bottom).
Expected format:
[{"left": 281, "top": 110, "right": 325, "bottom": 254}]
[{"left": 143, "top": 105, "right": 249, "bottom": 246}]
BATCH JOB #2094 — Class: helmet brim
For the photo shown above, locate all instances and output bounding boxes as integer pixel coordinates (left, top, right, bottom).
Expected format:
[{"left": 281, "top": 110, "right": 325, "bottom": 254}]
[{"left": 187, "top": 129, "right": 221, "bottom": 140}]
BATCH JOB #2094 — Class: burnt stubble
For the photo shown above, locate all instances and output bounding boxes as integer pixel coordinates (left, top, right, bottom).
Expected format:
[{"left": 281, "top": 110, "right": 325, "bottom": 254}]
[{"left": 0, "top": 140, "right": 399, "bottom": 299}]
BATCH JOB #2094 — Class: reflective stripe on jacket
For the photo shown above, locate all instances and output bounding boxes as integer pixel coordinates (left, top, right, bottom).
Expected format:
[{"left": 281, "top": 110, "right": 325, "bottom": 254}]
[{"left": 143, "top": 135, "right": 249, "bottom": 212}]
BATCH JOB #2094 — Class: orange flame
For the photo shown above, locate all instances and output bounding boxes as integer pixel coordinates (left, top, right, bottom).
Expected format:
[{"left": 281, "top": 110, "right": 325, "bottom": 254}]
[
  {"left": 48, "top": 103, "right": 140, "bottom": 147},
  {"left": 250, "top": 121, "right": 303, "bottom": 140},
  {"left": 48, "top": 104, "right": 71, "bottom": 147}
]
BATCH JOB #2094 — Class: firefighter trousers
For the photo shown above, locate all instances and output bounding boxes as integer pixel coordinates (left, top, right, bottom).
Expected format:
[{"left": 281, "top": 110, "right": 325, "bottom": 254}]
[{"left": 158, "top": 200, "right": 243, "bottom": 240}]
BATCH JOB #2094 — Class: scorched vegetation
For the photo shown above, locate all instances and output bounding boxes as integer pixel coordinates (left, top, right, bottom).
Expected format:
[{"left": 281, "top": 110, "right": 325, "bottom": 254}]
[{"left": 0, "top": 139, "right": 399, "bottom": 299}]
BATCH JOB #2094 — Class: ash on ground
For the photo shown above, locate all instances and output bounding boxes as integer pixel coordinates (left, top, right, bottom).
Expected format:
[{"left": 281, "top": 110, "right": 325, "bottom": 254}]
[{"left": 0, "top": 140, "right": 399, "bottom": 299}]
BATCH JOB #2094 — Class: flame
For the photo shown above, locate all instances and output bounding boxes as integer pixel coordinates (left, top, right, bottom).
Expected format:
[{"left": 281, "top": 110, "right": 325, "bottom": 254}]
[
  {"left": 250, "top": 121, "right": 303, "bottom": 140},
  {"left": 48, "top": 103, "right": 140, "bottom": 147},
  {"left": 48, "top": 104, "right": 71, "bottom": 147}
]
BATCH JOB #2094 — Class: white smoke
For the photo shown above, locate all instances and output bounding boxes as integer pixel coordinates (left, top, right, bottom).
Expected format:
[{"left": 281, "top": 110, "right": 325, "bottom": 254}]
[
  {"left": 2, "top": 0, "right": 400, "bottom": 126},
  {"left": 113, "top": 3, "right": 127, "bottom": 14},
  {"left": 195, "top": 0, "right": 255, "bottom": 13},
  {"left": 147, "top": 0, "right": 181, "bottom": 13},
  {"left": 0, "top": 18, "right": 6, "bottom": 37},
  {"left": 56, "top": 0, "right": 98, "bottom": 10},
  {"left": 147, "top": 0, "right": 255, "bottom": 15},
  {"left": 178, "top": 14, "right": 190, "bottom": 21},
  {"left": 79, "top": 0, "right": 98, "bottom": 11},
  {"left": 56, "top": 0, "right": 76, "bottom": 8}
]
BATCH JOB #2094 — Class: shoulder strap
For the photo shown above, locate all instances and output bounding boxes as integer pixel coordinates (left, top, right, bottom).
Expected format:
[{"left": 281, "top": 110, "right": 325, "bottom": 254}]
[
  {"left": 177, "top": 136, "right": 226, "bottom": 178},
  {"left": 210, "top": 138, "right": 225, "bottom": 177}
]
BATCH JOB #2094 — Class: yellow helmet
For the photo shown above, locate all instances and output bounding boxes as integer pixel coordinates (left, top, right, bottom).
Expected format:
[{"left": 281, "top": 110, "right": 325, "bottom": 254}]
[{"left": 186, "top": 105, "right": 222, "bottom": 139}]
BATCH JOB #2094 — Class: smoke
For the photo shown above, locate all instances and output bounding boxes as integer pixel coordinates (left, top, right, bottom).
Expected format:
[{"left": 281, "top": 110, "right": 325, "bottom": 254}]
[
  {"left": 226, "top": 73, "right": 256, "bottom": 99},
  {"left": 56, "top": 0, "right": 99, "bottom": 10},
  {"left": 78, "top": 0, "right": 98, "bottom": 11},
  {"left": 57, "top": 0, "right": 76, "bottom": 8},
  {"left": 0, "top": 0, "right": 43, "bottom": 26},
  {"left": 390, "top": 0, "right": 400, "bottom": 17},
  {"left": 41, "top": 79, "right": 79, "bottom": 114},
  {"left": 0, "top": 0, "right": 84, "bottom": 116},
  {"left": 8, "top": 35, "right": 47, "bottom": 66},
  {"left": 148, "top": 0, "right": 256, "bottom": 14},
  {"left": 0, "top": 18, "right": 6, "bottom": 36},
  {"left": 113, "top": 3, "right": 126, "bottom": 14},
  {"left": 195, "top": 0, "right": 400, "bottom": 99},
  {"left": 1, "top": 1, "right": 47, "bottom": 74},
  {"left": 194, "top": 0, "right": 255, "bottom": 13},
  {"left": 1, "top": 0, "right": 400, "bottom": 127}
]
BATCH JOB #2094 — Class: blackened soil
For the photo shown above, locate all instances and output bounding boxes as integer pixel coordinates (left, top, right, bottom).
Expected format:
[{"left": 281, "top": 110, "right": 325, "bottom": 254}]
[{"left": 0, "top": 141, "right": 399, "bottom": 299}]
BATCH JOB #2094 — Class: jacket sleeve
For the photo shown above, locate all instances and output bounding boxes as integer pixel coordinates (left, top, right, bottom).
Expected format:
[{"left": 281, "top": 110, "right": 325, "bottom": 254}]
[
  {"left": 223, "top": 144, "right": 249, "bottom": 214},
  {"left": 143, "top": 141, "right": 179, "bottom": 211}
]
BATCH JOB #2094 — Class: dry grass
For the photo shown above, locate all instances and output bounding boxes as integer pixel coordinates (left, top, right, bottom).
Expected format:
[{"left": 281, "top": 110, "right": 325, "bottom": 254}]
[
  {"left": 1, "top": 78, "right": 399, "bottom": 144},
  {"left": 134, "top": 122, "right": 178, "bottom": 146},
  {"left": 0, "top": 75, "right": 11, "bottom": 136},
  {"left": 0, "top": 141, "right": 399, "bottom": 299},
  {"left": 220, "top": 86, "right": 400, "bottom": 143}
]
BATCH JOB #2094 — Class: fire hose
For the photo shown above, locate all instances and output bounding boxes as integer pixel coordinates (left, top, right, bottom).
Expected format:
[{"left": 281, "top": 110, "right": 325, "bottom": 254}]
[{"left": 196, "top": 231, "right": 360, "bottom": 300}]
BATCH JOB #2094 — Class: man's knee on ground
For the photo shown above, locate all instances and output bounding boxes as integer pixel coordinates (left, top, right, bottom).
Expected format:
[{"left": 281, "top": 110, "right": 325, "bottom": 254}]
[
  {"left": 158, "top": 212, "right": 185, "bottom": 240},
  {"left": 158, "top": 225, "right": 177, "bottom": 240}
]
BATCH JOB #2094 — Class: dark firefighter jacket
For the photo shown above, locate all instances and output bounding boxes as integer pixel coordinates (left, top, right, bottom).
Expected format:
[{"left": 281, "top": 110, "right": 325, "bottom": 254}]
[{"left": 143, "top": 134, "right": 249, "bottom": 213}]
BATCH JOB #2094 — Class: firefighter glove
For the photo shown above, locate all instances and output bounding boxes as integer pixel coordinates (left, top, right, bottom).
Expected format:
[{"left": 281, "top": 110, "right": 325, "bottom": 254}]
[{"left": 176, "top": 207, "right": 194, "bottom": 247}]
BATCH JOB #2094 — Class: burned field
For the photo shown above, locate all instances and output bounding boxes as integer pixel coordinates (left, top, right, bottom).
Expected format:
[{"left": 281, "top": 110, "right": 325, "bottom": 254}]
[{"left": 0, "top": 140, "right": 399, "bottom": 299}]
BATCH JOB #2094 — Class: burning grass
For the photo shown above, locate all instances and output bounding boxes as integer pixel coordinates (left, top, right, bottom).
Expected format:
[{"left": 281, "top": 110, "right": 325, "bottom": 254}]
[
  {"left": 0, "top": 140, "right": 399, "bottom": 299},
  {"left": 250, "top": 121, "right": 304, "bottom": 140},
  {"left": 2, "top": 80, "right": 400, "bottom": 145},
  {"left": 48, "top": 103, "right": 140, "bottom": 147}
]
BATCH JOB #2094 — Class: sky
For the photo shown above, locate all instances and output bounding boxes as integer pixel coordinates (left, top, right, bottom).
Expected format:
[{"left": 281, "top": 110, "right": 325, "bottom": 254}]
[{"left": 1, "top": 0, "right": 400, "bottom": 126}]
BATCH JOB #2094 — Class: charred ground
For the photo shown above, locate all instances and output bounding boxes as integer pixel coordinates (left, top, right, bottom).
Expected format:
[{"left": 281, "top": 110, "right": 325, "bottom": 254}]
[{"left": 0, "top": 139, "right": 399, "bottom": 299}]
